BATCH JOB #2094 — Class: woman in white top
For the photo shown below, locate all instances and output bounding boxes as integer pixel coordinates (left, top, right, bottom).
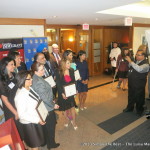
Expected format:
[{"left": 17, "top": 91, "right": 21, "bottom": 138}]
[{"left": 15, "top": 71, "right": 45, "bottom": 150}]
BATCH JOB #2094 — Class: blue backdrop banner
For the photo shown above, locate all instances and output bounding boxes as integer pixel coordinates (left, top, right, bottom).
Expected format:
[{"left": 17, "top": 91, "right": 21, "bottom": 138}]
[{"left": 23, "top": 37, "right": 48, "bottom": 70}]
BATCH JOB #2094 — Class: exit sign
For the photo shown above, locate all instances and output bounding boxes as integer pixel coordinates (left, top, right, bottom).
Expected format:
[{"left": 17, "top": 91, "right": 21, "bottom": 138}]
[
  {"left": 124, "top": 17, "right": 132, "bottom": 26},
  {"left": 82, "top": 24, "right": 89, "bottom": 30}
]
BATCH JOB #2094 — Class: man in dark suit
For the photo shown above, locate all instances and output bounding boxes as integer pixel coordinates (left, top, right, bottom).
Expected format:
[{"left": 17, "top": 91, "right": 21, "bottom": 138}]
[
  {"left": 50, "top": 44, "right": 62, "bottom": 69},
  {"left": 36, "top": 44, "right": 58, "bottom": 97},
  {"left": 34, "top": 52, "right": 52, "bottom": 78}
]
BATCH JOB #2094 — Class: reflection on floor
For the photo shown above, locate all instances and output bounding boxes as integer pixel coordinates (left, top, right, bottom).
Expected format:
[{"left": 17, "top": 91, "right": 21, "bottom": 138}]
[{"left": 42, "top": 74, "right": 149, "bottom": 150}]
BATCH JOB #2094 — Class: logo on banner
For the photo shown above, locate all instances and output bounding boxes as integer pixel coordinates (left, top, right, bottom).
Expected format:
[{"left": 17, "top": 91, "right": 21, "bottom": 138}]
[
  {"left": 33, "top": 48, "right": 36, "bottom": 52},
  {"left": 32, "top": 57, "right": 34, "bottom": 61},
  {"left": 45, "top": 39, "right": 47, "bottom": 43},
  {"left": 0, "top": 43, "right": 23, "bottom": 50},
  {"left": 26, "top": 58, "right": 29, "bottom": 62},
  {"left": 24, "top": 40, "right": 27, "bottom": 44},
  {"left": 35, "top": 39, "right": 38, "bottom": 43},
  {"left": 40, "top": 39, "right": 43, "bottom": 43},
  {"left": 30, "top": 40, "right": 33, "bottom": 44},
  {"left": 28, "top": 49, "right": 31, "bottom": 53},
  {"left": 3, "top": 54, "right": 7, "bottom": 57}
]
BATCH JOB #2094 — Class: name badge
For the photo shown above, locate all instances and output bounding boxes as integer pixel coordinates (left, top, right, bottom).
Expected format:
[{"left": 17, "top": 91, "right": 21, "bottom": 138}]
[{"left": 8, "top": 82, "right": 15, "bottom": 89}]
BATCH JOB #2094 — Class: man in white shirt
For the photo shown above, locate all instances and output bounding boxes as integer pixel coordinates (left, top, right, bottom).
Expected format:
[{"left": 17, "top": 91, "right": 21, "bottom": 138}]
[{"left": 109, "top": 42, "right": 121, "bottom": 75}]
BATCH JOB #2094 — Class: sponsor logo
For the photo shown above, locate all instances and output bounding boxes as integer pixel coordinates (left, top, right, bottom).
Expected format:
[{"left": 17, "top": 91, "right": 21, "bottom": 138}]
[
  {"left": 0, "top": 44, "right": 2, "bottom": 48},
  {"left": 40, "top": 39, "right": 43, "bottom": 43},
  {"left": 33, "top": 48, "right": 36, "bottom": 52},
  {"left": 35, "top": 39, "right": 38, "bottom": 43},
  {"left": 28, "top": 49, "right": 31, "bottom": 53},
  {"left": 24, "top": 40, "right": 27, "bottom": 44},
  {"left": 26, "top": 58, "right": 29, "bottom": 62},
  {"left": 0, "top": 43, "right": 22, "bottom": 49}
]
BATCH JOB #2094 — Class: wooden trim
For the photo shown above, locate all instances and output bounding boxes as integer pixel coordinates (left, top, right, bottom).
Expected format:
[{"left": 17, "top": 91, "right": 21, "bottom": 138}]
[
  {"left": 133, "top": 23, "right": 150, "bottom": 27},
  {"left": 104, "top": 26, "right": 130, "bottom": 29},
  {"left": 46, "top": 24, "right": 77, "bottom": 29},
  {"left": 129, "top": 26, "right": 133, "bottom": 48},
  {"left": 0, "top": 18, "right": 45, "bottom": 25},
  {"left": 44, "top": 20, "right": 47, "bottom": 36}
]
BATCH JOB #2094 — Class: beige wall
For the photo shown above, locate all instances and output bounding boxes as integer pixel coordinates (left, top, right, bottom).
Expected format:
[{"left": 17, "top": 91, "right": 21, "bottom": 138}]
[{"left": 133, "top": 27, "right": 150, "bottom": 55}]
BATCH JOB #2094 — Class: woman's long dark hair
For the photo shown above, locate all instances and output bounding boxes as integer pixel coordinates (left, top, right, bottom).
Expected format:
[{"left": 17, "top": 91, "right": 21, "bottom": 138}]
[
  {"left": 121, "top": 47, "right": 129, "bottom": 58},
  {"left": 0, "top": 57, "right": 15, "bottom": 83},
  {"left": 16, "top": 71, "right": 31, "bottom": 89},
  {"left": 77, "top": 50, "right": 86, "bottom": 61},
  {"left": 62, "top": 50, "right": 72, "bottom": 59}
]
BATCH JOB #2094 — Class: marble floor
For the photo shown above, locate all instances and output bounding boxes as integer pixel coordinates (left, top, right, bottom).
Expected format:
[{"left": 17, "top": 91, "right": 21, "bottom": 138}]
[{"left": 43, "top": 74, "right": 149, "bottom": 150}]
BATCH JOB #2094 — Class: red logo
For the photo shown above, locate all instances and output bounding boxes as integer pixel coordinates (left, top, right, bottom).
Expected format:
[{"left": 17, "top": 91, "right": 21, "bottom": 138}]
[{"left": 0, "top": 44, "right": 2, "bottom": 48}]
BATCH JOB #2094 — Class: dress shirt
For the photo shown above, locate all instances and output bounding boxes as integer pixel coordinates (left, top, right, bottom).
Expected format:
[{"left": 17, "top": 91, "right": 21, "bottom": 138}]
[
  {"left": 53, "top": 52, "right": 61, "bottom": 64},
  {"left": 130, "top": 60, "right": 149, "bottom": 73}
]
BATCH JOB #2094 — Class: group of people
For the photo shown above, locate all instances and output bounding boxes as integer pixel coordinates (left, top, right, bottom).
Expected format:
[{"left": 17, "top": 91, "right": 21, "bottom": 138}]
[
  {"left": 1, "top": 41, "right": 149, "bottom": 149},
  {"left": 109, "top": 42, "right": 149, "bottom": 116},
  {"left": 0, "top": 44, "right": 89, "bottom": 150}
]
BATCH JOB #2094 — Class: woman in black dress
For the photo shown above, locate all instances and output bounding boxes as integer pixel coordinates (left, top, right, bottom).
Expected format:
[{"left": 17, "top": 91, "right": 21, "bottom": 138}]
[
  {"left": 0, "top": 57, "right": 18, "bottom": 121},
  {"left": 76, "top": 50, "right": 89, "bottom": 110},
  {"left": 55, "top": 59, "right": 78, "bottom": 130}
]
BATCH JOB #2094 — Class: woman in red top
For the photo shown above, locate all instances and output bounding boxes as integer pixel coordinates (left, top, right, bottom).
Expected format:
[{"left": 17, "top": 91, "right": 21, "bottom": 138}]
[
  {"left": 116, "top": 48, "right": 130, "bottom": 90},
  {"left": 55, "top": 59, "right": 78, "bottom": 130}
]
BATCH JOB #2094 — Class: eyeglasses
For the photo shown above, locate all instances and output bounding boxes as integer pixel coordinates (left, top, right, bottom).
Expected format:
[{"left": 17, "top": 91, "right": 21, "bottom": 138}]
[
  {"left": 25, "top": 78, "right": 32, "bottom": 80},
  {"left": 136, "top": 54, "right": 143, "bottom": 56}
]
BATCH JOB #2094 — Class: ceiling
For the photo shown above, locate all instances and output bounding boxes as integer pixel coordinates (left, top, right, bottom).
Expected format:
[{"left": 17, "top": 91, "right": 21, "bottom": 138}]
[{"left": 0, "top": 0, "right": 150, "bottom": 26}]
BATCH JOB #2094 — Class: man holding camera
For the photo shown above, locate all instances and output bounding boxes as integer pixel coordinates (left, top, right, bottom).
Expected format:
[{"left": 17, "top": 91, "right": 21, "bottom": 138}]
[{"left": 123, "top": 50, "right": 149, "bottom": 116}]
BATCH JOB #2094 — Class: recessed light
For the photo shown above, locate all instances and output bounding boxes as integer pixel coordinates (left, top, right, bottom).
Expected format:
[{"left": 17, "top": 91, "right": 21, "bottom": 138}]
[{"left": 53, "top": 16, "right": 57, "bottom": 18}]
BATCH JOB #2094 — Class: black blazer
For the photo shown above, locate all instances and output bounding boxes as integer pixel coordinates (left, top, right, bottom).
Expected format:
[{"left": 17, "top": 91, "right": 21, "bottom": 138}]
[{"left": 55, "top": 68, "right": 75, "bottom": 96}]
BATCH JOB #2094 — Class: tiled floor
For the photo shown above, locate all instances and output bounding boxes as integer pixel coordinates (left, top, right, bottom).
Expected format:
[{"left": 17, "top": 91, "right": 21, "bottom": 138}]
[{"left": 42, "top": 74, "right": 149, "bottom": 150}]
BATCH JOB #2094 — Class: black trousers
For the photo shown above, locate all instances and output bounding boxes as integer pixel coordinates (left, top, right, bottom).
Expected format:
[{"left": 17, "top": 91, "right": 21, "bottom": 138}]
[
  {"left": 52, "top": 87, "right": 57, "bottom": 99},
  {"left": 127, "top": 81, "right": 145, "bottom": 113},
  {"left": 43, "top": 110, "right": 57, "bottom": 149},
  {"left": 112, "top": 67, "right": 116, "bottom": 75}
]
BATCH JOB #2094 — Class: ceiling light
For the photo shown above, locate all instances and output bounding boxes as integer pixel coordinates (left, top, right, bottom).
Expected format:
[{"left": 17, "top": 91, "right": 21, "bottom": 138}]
[
  {"left": 53, "top": 16, "right": 57, "bottom": 18},
  {"left": 97, "top": 2, "right": 150, "bottom": 18}
]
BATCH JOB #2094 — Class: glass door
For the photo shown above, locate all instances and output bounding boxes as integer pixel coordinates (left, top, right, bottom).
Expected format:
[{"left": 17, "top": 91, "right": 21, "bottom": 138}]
[
  {"left": 46, "top": 28, "right": 57, "bottom": 53},
  {"left": 60, "top": 29, "right": 76, "bottom": 53}
]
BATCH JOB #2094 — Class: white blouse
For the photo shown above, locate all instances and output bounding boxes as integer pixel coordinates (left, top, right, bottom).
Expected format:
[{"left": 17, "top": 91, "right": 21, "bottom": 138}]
[{"left": 15, "top": 87, "right": 40, "bottom": 124}]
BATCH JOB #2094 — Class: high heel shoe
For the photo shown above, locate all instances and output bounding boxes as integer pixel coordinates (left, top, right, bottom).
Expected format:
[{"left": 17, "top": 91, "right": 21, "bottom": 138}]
[
  {"left": 84, "top": 107, "right": 87, "bottom": 110},
  {"left": 73, "top": 126, "right": 78, "bottom": 130},
  {"left": 64, "top": 123, "right": 69, "bottom": 127},
  {"left": 71, "top": 121, "right": 78, "bottom": 130}
]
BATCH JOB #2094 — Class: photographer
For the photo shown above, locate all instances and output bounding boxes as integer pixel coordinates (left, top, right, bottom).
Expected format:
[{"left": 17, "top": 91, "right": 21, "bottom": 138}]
[
  {"left": 116, "top": 48, "right": 130, "bottom": 90},
  {"left": 123, "top": 50, "right": 149, "bottom": 116}
]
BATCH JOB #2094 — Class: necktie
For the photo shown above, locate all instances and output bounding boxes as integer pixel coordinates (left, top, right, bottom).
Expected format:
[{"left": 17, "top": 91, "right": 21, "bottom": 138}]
[
  {"left": 44, "top": 66, "right": 49, "bottom": 77},
  {"left": 56, "top": 54, "right": 60, "bottom": 64}
]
